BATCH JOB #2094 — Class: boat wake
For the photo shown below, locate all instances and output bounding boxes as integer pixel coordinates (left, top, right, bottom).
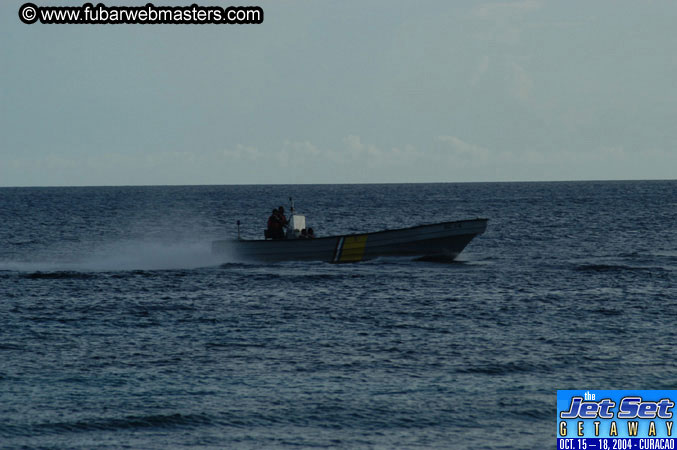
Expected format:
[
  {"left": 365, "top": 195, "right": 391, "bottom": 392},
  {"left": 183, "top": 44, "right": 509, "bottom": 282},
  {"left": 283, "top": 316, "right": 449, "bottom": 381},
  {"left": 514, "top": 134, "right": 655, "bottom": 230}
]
[{"left": 0, "top": 239, "right": 226, "bottom": 273}]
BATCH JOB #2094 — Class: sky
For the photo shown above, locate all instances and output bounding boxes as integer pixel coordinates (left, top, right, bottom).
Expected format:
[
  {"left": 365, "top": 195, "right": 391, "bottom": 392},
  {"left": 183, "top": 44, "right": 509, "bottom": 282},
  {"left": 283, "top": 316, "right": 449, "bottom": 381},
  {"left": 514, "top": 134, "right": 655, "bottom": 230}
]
[{"left": 1, "top": 0, "right": 675, "bottom": 186}]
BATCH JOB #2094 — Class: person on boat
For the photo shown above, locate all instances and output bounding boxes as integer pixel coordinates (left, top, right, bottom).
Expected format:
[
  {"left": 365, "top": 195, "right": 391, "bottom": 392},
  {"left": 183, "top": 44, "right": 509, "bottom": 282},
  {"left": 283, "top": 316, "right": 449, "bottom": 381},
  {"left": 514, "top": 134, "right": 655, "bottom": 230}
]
[
  {"left": 307, "top": 227, "right": 315, "bottom": 239},
  {"left": 276, "top": 206, "right": 288, "bottom": 228},
  {"left": 275, "top": 206, "right": 290, "bottom": 239},
  {"left": 267, "top": 208, "right": 285, "bottom": 240},
  {"left": 266, "top": 209, "right": 278, "bottom": 239},
  {"left": 300, "top": 228, "right": 308, "bottom": 239}
]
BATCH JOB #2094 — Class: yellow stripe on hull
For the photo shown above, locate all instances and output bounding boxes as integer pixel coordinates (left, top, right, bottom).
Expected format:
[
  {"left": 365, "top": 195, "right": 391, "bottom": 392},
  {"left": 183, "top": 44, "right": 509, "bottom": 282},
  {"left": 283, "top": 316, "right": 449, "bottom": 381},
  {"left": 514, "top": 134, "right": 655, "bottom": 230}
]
[{"left": 339, "top": 235, "right": 368, "bottom": 262}]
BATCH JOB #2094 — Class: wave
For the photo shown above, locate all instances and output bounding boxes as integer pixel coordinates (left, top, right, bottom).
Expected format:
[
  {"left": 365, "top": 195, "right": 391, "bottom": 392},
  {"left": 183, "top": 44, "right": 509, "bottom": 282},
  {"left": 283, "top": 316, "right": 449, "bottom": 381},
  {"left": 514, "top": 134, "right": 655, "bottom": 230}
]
[
  {"left": 0, "top": 413, "right": 213, "bottom": 437},
  {"left": 575, "top": 263, "right": 668, "bottom": 273},
  {"left": 617, "top": 251, "right": 642, "bottom": 258},
  {"left": 0, "top": 343, "right": 24, "bottom": 351},
  {"left": 590, "top": 307, "right": 624, "bottom": 316},
  {"left": 457, "top": 360, "right": 549, "bottom": 375},
  {"left": 20, "top": 271, "right": 97, "bottom": 280}
]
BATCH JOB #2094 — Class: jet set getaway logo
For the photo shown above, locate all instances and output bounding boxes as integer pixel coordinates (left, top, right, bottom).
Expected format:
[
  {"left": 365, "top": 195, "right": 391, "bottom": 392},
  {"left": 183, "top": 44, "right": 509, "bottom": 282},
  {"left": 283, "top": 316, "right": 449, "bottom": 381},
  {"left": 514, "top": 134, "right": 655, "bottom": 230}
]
[{"left": 557, "top": 391, "right": 677, "bottom": 450}]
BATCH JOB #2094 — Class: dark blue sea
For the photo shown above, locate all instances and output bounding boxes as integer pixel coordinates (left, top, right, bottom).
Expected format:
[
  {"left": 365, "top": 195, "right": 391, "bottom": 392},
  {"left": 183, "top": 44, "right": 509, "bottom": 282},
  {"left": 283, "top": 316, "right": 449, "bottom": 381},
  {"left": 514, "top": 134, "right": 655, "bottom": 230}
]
[{"left": 1, "top": 181, "right": 675, "bottom": 449}]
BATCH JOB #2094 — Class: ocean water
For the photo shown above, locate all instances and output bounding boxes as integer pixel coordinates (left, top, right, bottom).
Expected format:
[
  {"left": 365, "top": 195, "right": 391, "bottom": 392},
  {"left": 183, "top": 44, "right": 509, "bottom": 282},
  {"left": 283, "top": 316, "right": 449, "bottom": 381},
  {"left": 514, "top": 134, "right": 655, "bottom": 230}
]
[{"left": 0, "top": 181, "right": 675, "bottom": 449}]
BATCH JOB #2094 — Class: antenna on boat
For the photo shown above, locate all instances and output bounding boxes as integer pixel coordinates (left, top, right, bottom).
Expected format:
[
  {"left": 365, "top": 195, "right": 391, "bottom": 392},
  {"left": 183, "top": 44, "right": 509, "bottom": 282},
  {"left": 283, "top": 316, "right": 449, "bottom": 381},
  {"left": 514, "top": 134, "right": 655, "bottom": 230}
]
[
  {"left": 289, "top": 197, "right": 295, "bottom": 215},
  {"left": 236, "top": 220, "right": 241, "bottom": 240}
]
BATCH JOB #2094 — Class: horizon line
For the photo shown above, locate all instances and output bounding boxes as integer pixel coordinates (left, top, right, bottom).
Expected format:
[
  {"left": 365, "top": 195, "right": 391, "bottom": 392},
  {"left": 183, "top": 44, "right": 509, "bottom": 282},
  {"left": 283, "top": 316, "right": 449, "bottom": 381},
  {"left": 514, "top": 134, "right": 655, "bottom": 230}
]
[{"left": 0, "top": 177, "right": 675, "bottom": 189}]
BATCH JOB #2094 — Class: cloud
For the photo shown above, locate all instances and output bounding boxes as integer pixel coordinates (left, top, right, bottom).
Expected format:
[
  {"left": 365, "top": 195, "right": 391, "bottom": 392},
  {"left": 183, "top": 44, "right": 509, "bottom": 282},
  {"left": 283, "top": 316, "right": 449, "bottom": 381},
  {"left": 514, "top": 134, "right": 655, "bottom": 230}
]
[
  {"left": 273, "top": 140, "right": 324, "bottom": 168},
  {"left": 599, "top": 146, "right": 625, "bottom": 158},
  {"left": 473, "top": 0, "right": 542, "bottom": 19},
  {"left": 274, "top": 136, "right": 422, "bottom": 169},
  {"left": 437, "top": 135, "right": 490, "bottom": 162},
  {"left": 222, "top": 144, "right": 261, "bottom": 161},
  {"left": 470, "top": 0, "right": 542, "bottom": 47},
  {"left": 509, "top": 61, "right": 533, "bottom": 101},
  {"left": 343, "top": 135, "right": 384, "bottom": 160},
  {"left": 343, "top": 135, "right": 422, "bottom": 167},
  {"left": 471, "top": 55, "right": 491, "bottom": 86}
]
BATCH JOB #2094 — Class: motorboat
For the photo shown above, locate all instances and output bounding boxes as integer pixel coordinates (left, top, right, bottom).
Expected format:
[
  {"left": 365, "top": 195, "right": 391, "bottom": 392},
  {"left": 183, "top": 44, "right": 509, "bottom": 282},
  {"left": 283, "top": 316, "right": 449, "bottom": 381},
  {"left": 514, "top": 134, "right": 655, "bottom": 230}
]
[{"left": 211, "top": 200, "right": 487, "bottom": 263}]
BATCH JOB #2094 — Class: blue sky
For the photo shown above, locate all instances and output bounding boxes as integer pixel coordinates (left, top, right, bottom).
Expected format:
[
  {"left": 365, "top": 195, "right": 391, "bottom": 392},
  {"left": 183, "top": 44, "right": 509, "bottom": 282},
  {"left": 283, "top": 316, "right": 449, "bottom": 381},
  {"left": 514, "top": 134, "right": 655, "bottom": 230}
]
[{"left": 1, "top": 0, "right": 675, "bottom": 186}]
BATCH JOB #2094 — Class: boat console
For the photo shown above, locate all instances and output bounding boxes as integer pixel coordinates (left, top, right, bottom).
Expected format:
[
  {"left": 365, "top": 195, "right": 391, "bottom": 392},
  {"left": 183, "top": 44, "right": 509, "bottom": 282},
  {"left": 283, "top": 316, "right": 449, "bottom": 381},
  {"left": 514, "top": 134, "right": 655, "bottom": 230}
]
[{"left": 287, "top": 214, "right": 306, "bottom": 239}]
